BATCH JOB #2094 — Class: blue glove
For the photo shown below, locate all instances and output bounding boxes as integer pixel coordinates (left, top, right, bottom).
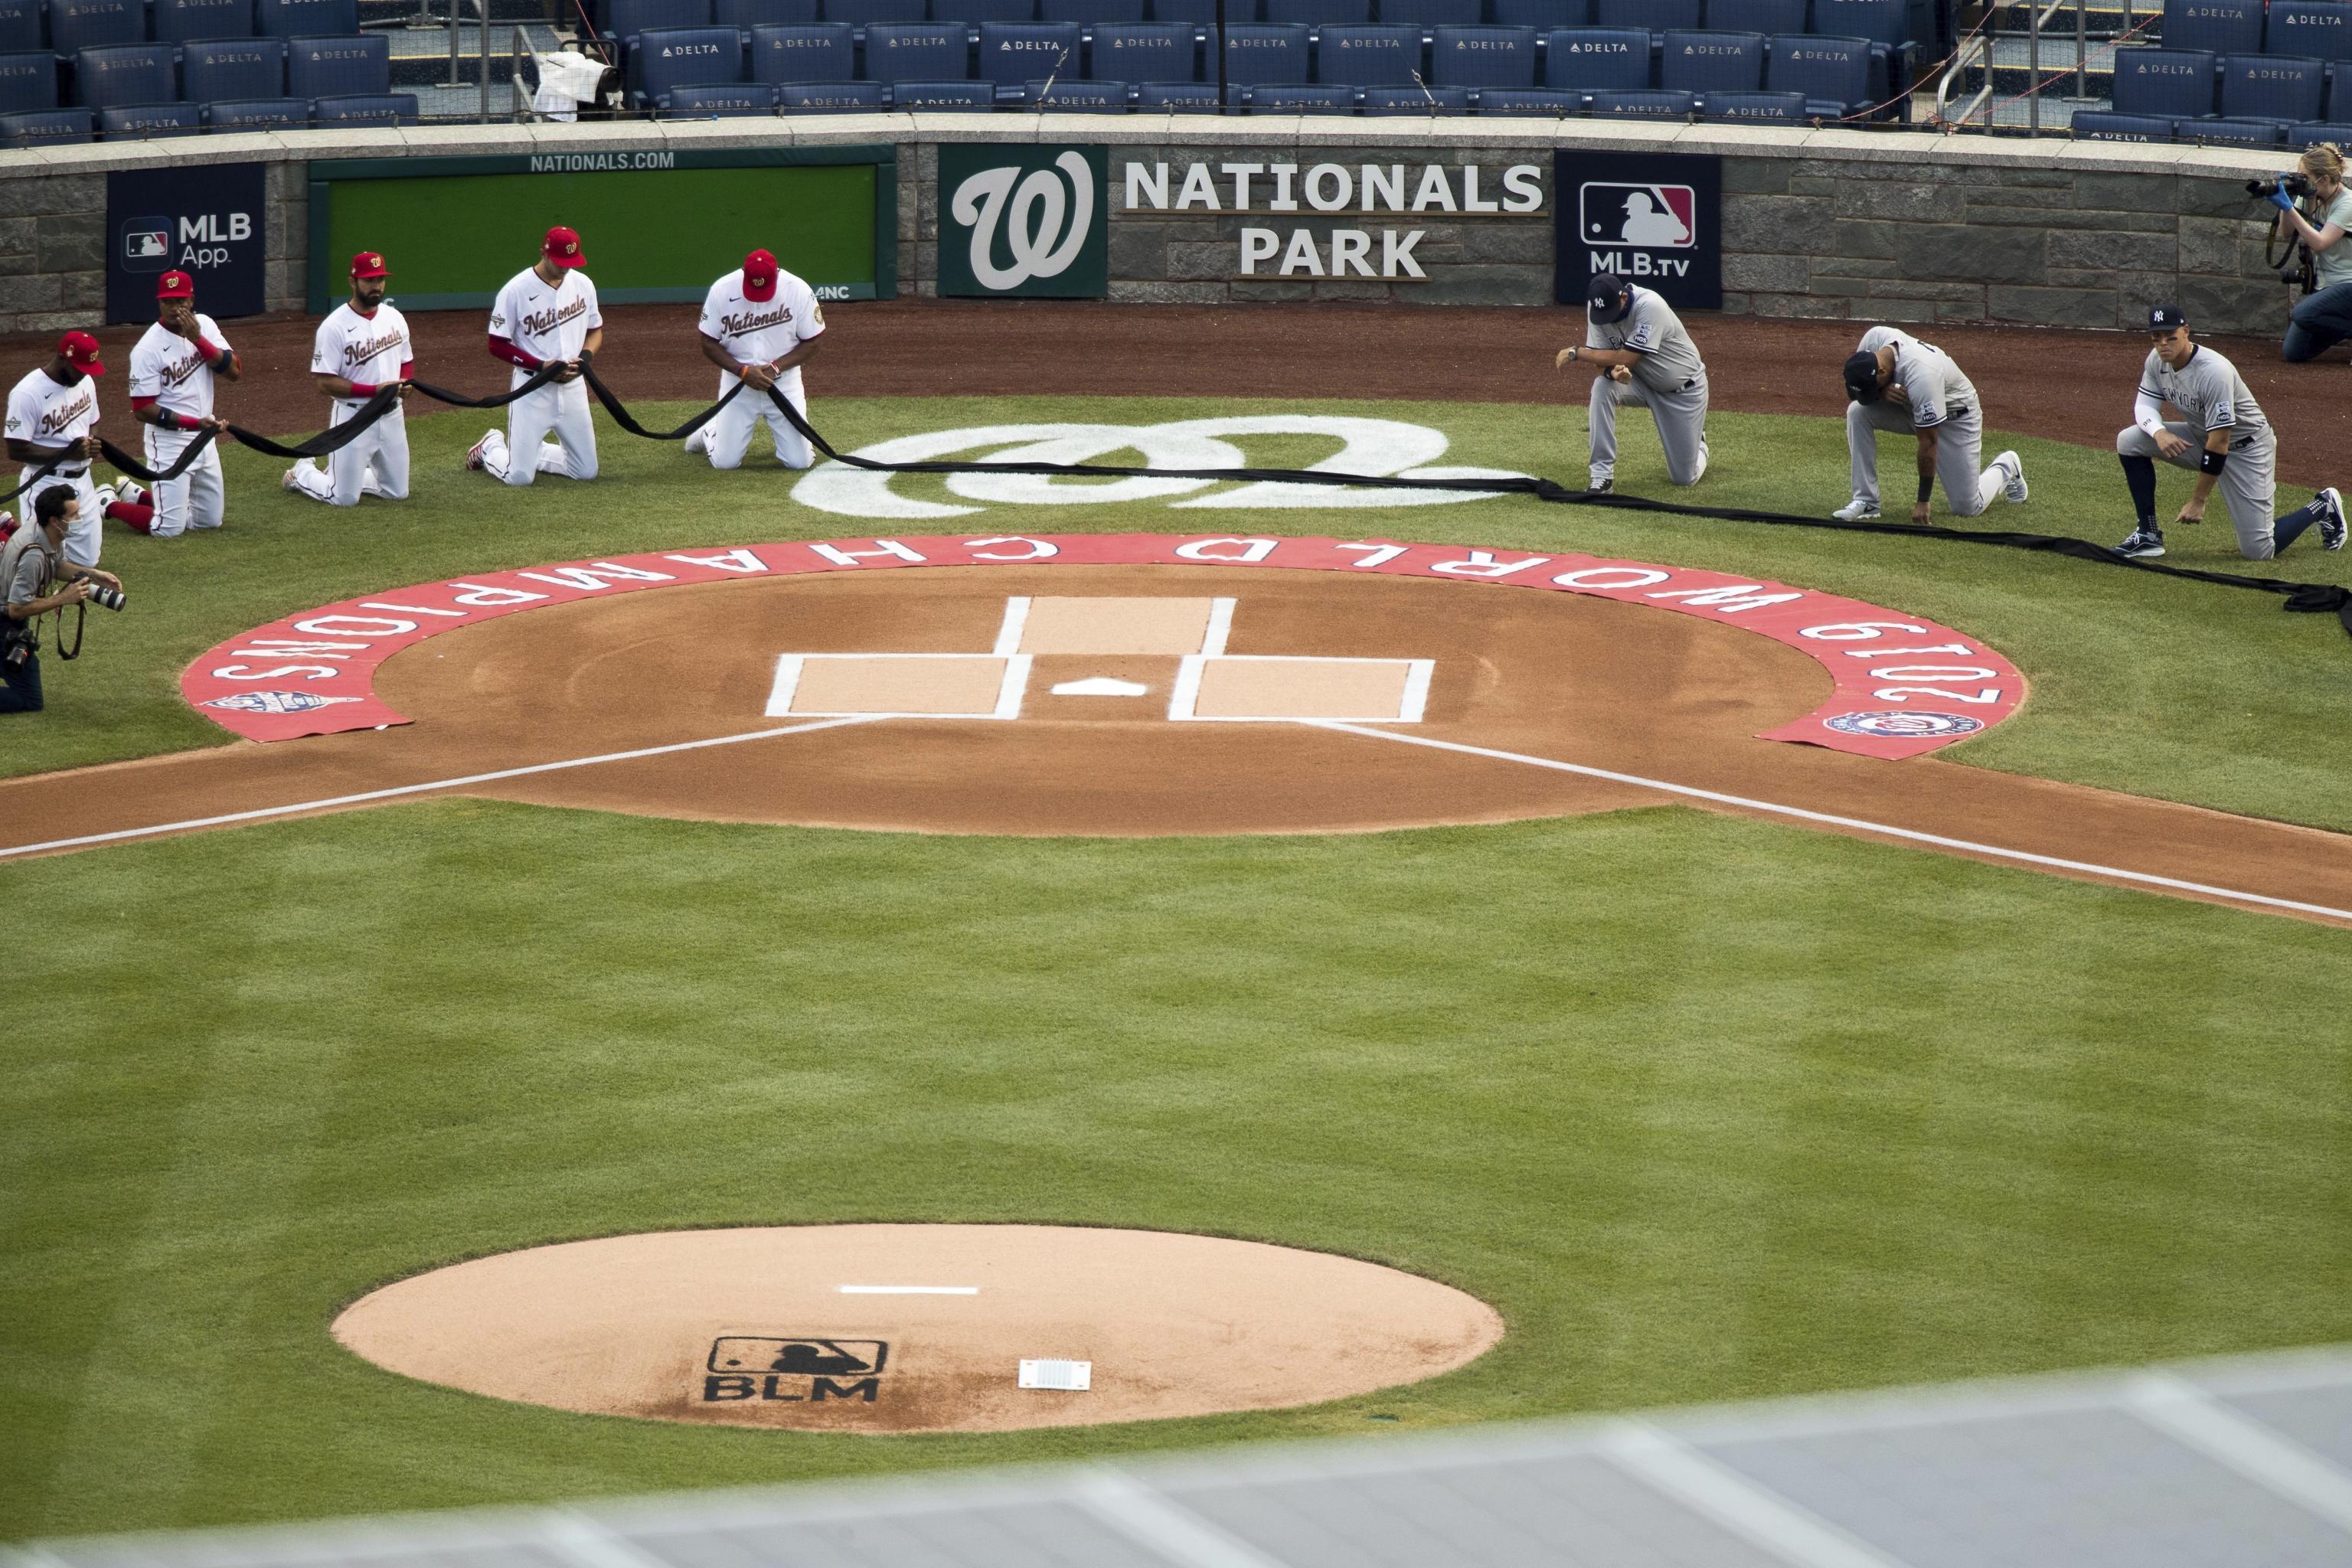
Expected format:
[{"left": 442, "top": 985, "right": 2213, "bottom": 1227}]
[{"left": 2270, "top": 185, "right": 2298, "bottom": 212}]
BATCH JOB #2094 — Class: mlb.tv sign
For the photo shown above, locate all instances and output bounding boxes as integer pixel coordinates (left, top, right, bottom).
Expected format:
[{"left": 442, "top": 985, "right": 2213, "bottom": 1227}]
[{"left": 1552, "top": 150, "right": 1722, "bottom": 314}]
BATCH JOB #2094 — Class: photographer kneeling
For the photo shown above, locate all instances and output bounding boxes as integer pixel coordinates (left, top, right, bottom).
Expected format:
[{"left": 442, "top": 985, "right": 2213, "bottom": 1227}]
[
  {"left": 2, "top": 488, "right": 122, "bottom": 715},
  {"left": 2270, "top": 144, "right": 2352, "bottom": 363}
]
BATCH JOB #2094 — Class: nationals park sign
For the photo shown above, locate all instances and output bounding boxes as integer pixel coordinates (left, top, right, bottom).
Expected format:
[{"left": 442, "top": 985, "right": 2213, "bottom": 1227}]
[{"left": 185, "top": 534, "right": 2024, "bottom": 760}]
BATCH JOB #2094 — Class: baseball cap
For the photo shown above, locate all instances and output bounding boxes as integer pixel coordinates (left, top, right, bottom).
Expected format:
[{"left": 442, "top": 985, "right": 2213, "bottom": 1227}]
[
  {"left": 1586, "top": 274, "right": 1633, "bottom": 325},
  {"left": 1842, "top": 350, "right": 1884, "bottom": 404},
  {"left": 742, "top": 248, "right": 779, "bottom": 302},
  {"left": 542, "top": 225, "right": 586, "bottom": 269},
  {"left": 351, "top": 251, "right": 389, "bottom": 279},
  {"left": 59, "top": 330, "right": 104, "bottom": 377},
  {"left": 2147, "top": 302, "right": 2189, "bottom": 331},
  {"left": 156, "top": 270, "right": 194, "bottom": 299}
]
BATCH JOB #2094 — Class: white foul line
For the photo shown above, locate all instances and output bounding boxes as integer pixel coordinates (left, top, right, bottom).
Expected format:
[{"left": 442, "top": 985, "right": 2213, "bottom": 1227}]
[
  {"left": 2125, "top": 1373, "right": 2352, "bottom": 1532},
  {"left": 1303, "top": 720, "right": 2352, "bottom": 924},
  {"left": 992, "top": 595, "right": 1033, "bottom": 657},
  {"left": 838, "top": 1285, "right": 978, "bottom": 1295},
  {"left": 0, "top": 714, "right": 893, "bottom": 861}
]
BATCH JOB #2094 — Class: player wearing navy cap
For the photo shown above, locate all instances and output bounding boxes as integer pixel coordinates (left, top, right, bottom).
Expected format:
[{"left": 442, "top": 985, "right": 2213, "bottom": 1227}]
[
  {"left": 1555, "top": 275, "right": 1708, "bottom": 495},
  {"left": 1836, "top": 327, "right": 2025, "bottom": 526}
]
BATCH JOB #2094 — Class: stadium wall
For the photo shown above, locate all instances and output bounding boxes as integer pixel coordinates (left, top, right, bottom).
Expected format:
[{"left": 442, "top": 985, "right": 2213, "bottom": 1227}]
[{"left": 0, "top": 119, "right": 2293, "bottom": 337}]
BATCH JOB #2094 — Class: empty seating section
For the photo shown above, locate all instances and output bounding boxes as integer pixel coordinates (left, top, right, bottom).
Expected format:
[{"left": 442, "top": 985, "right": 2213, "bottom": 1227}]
[
  {"left": 50, "top": 0, "right": 139, "bottom": 55},
  {"left": 1359, "top": 80, "right": 1463, "bottom": 109},
  {"left": 1704, "top": 86, "right": 1802, "bottom": 118},
  {"left": 863, "top": 20, "right": 966, "bottom": 81},
  {"left": 1589, "top": 87, "right": 1694, "bottom": 116},
  {"left": 1218, "top": 24, "right": 1305, "bottom": 85},
  {"left": 2220, "top": 52, "right": 2324, "bottom": 125},
  {"left": 2269, "top": 2, "right": 2352, "bottom": 64},
  {"left": 2161, "top": 0, "right": 2261, "bottom": 57},
  {"left": 0, "top": 46, "right": 52, "bottom": 109},
  {"left": 977, "top": 21, "right": 1078, "bottom": 87},
  {"left": 202, "top": 93, "right": 302, "bottom": 124},
  {"left": 1544, "top": 25, "right": 1642, "bottom": 92},
  {"left": 933, "top": 0, "right": 1033, "bottom": 27},
  {"left": 714, "top": 0, "right": 817, "bottom": 31},
  {"left": 890, "top": 76, "right": 990, "bottom": 103},
  {"left": 1596, "top": 0, "right": 1694, "bottom": 30},
  {"left": 154, "top": 0, "right": 250, "bottom": 42},
  {"left": 1264, "top": 0, "right": 1368, "bottom": 26},
  {"left": 1766, "top": 31, "right": 1868, "bottom": 117},
  {"left": 286, "top": 31, "right": 386, "bottom": 97},
  {"left": 0, "top": 0, "right": 40, "bottom": 51},
  {"left": 776, "top": 77, "right": 880, "bottom": 103},
  {"left": 1246, "top": 79, "right": 1348, "bottom": 106},
  {"left": 254, "top": 0, "right": 354, "bottom": 37},
  {"left": 100, "top": 96, "right": 198, "bottom": 131},
  {"left": 183, "top": 35, "right": 285, "bottom": 98},
  {"left": 1041, "top": 0, "right": 1138, "bottom": 22},
  {"left": 1133, "top": 77, "right": 1215, "bottom": 106},
  {"left": 313, "top": 88, "right": 414, "bottom": 119},
  {"left": 1474, "top": 84, "right": 1573, "bottom": 111},
  {"left": 1090, "top": 22, "right": 1188, "bottom": 83},
  {"left": 2110, "top": 47, "right": 2216, "bottom": 117},
  {"left": 1429, "top": 24, "right": 1534, "bottom": 88},
  {"left": 660, "top": 78, "right": 775, "bottom": 109},
  {"left": 73, "top": 39, "right": 172, "bottom": 107},
  {"left": 1027, "top": 74, "right": 1122, "bottom": 104},
  {"left": 1660, "top": 29, "right": 1763, "bottom": 97},
  {"left": 751, "top": 21, "right": 851, "bottom": 78},
  {"left": 0, "top": 103, "right": 93, "bottom": 138},
  {"left": 1317, "top": 24, "right": 1416, "bottom": 86},
  {"left": 629, "top": 24, "right": 741, "bottom": 102}
]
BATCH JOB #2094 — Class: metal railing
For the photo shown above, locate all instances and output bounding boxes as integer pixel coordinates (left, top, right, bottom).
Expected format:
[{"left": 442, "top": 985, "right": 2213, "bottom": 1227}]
[
  {"left": 440, "top": 0, "right": 492, "bottom": 122},
  {"left": 1935, "top": 0, "right": 2148, "bottom": 134}
]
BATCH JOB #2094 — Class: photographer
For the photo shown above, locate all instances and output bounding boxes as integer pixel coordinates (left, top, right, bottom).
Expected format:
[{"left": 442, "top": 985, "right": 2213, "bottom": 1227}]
[
  {"left": 2270, "top": 143, "right": 2352, "bottom": 363},
  {"left": 2, "top": 488, "right": 122, "bottom": 715}
]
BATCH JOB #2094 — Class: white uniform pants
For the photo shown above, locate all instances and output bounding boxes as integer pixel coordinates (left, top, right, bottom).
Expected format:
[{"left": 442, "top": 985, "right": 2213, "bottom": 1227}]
[
  {"left": 2116, "top": 420, "right": 2280, "bottom": 559},
  {"left": 289, "top": 402, "right": 410, "bottom": 507},
  {"left": 1847, "top": 399, "right": 2004, "bottom": 518},
  {"left": 702, "top": 369, "right": 812, "bottom": 470},
  {"left": 482, "top": 377, "right": 597, "bottom": 486},
  {"left": 1589, "top": 371, "right": 1708, "bottom": 486},
  {"left": 142, "top": 426, "right": 224, "bottom": 537},
  {"left": 17, "top": 468, "right": 100, "bottom": 567}
]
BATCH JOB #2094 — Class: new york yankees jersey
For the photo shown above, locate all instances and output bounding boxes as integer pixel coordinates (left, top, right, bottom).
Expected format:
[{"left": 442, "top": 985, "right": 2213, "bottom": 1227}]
[
  {"left": 488, "top": 267, "right": 601, "bottom": 387},
  {"left": 2140, "top": 344, "right": 2269, "bottom": 438},
  {"left": 127, "top": 315, "right": 231, "bottom": 420},
  {"left": 312, "top": 302, "right": 413, "bottom": 394},
  {"left": 5, "top": 368, "right": 99, "bottom": 461},
  {"left": 1587, "top": 286, "right": 1705, "bottom": 395},
  {"left": 697, "top": 268, "right": 825, "bottom": 370},
  {"left": 1857, "top": 326, "right": 1978, "bottom": 429}
]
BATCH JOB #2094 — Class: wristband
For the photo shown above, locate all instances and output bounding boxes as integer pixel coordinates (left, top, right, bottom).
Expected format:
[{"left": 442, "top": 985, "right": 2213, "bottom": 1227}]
[
  {"left": 348, "top": 382, "right": 379, "bottom": 398},
  {"left": 2200, "top": 447, "right": 2229, "bottom": 475},
  {"left": 1916, "top": 475, "right": 1934, "bottom": 505},
  {"left": 157, "top": 410, "right": 182, "bottom": 431}
]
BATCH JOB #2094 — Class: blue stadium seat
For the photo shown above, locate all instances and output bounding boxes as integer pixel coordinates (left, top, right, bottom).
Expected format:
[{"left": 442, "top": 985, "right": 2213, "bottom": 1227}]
[
  {"left": 1380, "top": 0, "right": 1479, "bottom": 30},
  {"left": 1315, "top": 24, "right": 1416, "bottom": 86},
  {"left": 201, "top": 93, "right": 303, "bottom": 125},
  {"left": 1132, "top": 77, "right": 1217, "bottom": 106},
  {"left": 1659, "top": 28, "right": 1762, "bottom": 100},
  {"left": 1809, "top": 0, "right": 1910, "bottom": 98},
  {"left": 1090, "top": 22, "right": 1189, "bottom": 80},
  {"left": 1543, "top": 27, "right": 1647, "bottom": 90},
  {"left": 2177, "top": 114, "right": 2284, "bottom": 145},
  {"left": 775, "top": 76, "right": 880, "bottom": 104},
  {"left": 2332, "top": 67, "right": 2352, "bottom": 122},
  {"left": 1491, "top": 0, "right": 1583, "bottom": 26},
  {"left": 286, "top": 32, "right": 387, "bottom": 97},
  {"left": 1429, "top": 24, "right": 1534, "bottom": 87},
  {"left": 313, "top": 88, "right": 416, "bottom": 120},
  {"left": 1766, "top": 31, "right": 1870, "bottom": 118},
  {"left": 2288, "top": 121, "right": 2352, "bottom": 148},
  {"left": 1359, "top": 80, "right": 1464, "bottom": 109},
  {"left": 1474, "top": 84, "right": 1577, "bottom": 111},
  {"left": 888, "top": 76, "right": 991, "bottom": 103},
  {"left": 2109, "top": 47, "right": 2216, "bottom": 119},
  {"left": 2216, "top": 52, "right": 2324, "bottom": 126},
  {"left": 714, "top": 0, "right": 815, "bottom": 34},
  {"left": 933, "top": 0, "right": 1034, "bottom": 30},
  {"left": 864, "top": 21, "right": 966, "bottom": 80},
  {"left": 0, "top": 103, "right": 88, "bottom": 137},
  {"left": 2069, "top": 109, "right": 2174, "bottom": 141},
  {"left": 72, "top": 41, "right": 172, "bottom": 106},
  {"left": 1707, "top": 0, "right": 1803, "bottom": 32},
  {"left": 750, "top": 21, "right": 851, "bottom": 78},
  {"left": 1245, "top": 80, "right": 1350, "bottom": 107},
  {"left": 253, "top": 0, "right": 356, "bottom": 37},
  {"left": 1024, "top": 74, "right": 1123, "bottom": 105},
  {"left": 978, "top": 20, "right": 1077, "bottom": 87},
  {"left": 602, "top": 0, "right": 707, "bottom": 44},
  {"left": 0, "top": 0, "right": 41, "bottom": 52},
  {"left": 1146, "top": 0, "right": 1215, "bottom": 24},
  {"left": 1042, "top": 0, "right": 1138, "bottom": 20},
  {"left": 659, "top": 78, "right": 776, "bottom": 109},
  {"left": 1594, "top": 0, "right": 1691, "bottom": 30},
  {"left": 2268, "top": 2, "right": 2352, "bottom": 64},
  {"left": 1586, "top": 85, "right": 1690, "bottom": 116},
  {"left": 1218, "top": 23, "right": 1306, "bottom": 84},
  {"left": 155, "top": 0, "right": 250, "bottom": 41},
  {"left": 47, "top": 0, "right": 139, "bottom": 57},
  {"left": 1701, "top": 86, "right": 1804, "bottom": 119},
  {"left": 821, "top": 0, "right": 923, "bottom": 33},
  {"left": 1265, "top": 0, "right": 1367, "bottom": 24},
  {"left": 182, "top": 34, "right": 283, "bottom": 95},
  {"left": 629, "top": 23, "right": 740, "bottom": 103},
  {"left": 0, "top": 47, "right": 56, "bottom": 107},
  {"left": 2159, "top": 0, "right": 2260, "bottom": 57},
  {"left": 100, "top": 98, "right": 200, "bottom": 132}
]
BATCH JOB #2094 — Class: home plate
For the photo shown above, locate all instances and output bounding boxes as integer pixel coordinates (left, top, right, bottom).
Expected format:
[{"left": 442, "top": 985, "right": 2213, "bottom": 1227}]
[
  {"left": 1051, "top": 678, "right": 1149, "bottom": 697},
  {"left": 1019, "top": 1358, "right": 1092, "bottom": 1390}
]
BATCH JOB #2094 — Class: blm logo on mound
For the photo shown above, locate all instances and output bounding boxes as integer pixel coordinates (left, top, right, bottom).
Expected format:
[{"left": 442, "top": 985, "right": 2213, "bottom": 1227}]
[
  {"left": 703, "top": 1337, "right": 889, "bottom": 1404},
  {"left": 1553, "top": 149, "right": 1721, "bottom": 314}
]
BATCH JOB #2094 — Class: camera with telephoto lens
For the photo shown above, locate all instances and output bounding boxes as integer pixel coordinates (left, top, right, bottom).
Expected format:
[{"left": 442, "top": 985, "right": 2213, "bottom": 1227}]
[
  {"left": 83, "top": 583, "right": 125, "bottom": 612},
  {"left": 2249, "top": 173, "right": 2314, "bottom": 200}
]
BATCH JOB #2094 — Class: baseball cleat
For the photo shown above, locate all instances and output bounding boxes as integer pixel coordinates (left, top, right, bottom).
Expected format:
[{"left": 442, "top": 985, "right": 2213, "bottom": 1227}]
[
  {"left": 1831, "top": 499, "right": 1880, "bottom": 521},
  {"left": 2318, "top": 487, "right": 2345, "bottom": 550},
  {"left": 1691, "top": 443, "right": 1709, "bottom": 484},
  {"left": 281, "top": 465, "right": 300, "bottom": 492},
  {"left": 114, "top": 479, "right": 151, "bottom": 508},
  {"left": 684, "top": 426, "right": 707, "bottom": 456},
  {"left": 1586, "top": 478, "right": 1613, "bottom": 496},
  {"left": 1996, "top": 449, "right": 2027, "bottom": 504},
  {"left": 2115, "top": 525, "right": 2166, "bottom": 558},
  {"left": 465, "top": 431, "right": 495, "bottom": 471},
  {"left": 91, "top": 482, "right": 117, "bottom": 513}
]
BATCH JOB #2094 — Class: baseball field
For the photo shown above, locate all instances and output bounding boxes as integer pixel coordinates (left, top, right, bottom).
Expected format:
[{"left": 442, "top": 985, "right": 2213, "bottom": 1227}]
[{"left": 4, "top": 304, "right": 2350, "bottom": 1541}]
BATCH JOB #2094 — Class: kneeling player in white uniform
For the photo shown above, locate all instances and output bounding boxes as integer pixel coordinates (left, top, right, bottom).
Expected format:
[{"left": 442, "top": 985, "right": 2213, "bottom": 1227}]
[
  {"left": 287, "top": 250, "right": 413, "bottom": 507},
  {"left": 682, "top": 247, "right": 825, "bottom": 470},
  {"left": 1838, "top": 326, "right": 2027, "bottom": 524},
  {"left": 1556, "top": 275, "right": 1708, "bottom": 495},
  {"left": 129, "top": 270, "right": 240, "bottom": 538},
  {"left": 468, "top": 224, "right": 602, "bottom": 485},
  {"left": 5, "top": 332, "right": 152, "bottom": 567}
]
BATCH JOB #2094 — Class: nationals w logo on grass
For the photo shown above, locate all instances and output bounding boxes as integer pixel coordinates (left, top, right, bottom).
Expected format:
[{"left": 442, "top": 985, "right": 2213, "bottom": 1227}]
[{"left": 938, "top": 145, "right": 1109, "bottom": 299}]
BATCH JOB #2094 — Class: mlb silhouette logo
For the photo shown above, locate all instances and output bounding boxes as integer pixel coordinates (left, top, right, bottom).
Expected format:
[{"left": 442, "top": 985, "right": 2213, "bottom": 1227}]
[
  {"left": 1578, "top": 182, "right": 1697, "bottom": 250},
  {"left": 121, "top": 218, "right": 172, "bottom": 273}
]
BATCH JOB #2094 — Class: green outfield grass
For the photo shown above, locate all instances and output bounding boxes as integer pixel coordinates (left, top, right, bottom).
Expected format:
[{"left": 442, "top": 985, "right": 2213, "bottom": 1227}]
[
  {"left": 3, "top": 801, "right": 2348, "bottom": 1538},
  {"left": 6, "top": 394, "right": 2351, "bottom": 830}
]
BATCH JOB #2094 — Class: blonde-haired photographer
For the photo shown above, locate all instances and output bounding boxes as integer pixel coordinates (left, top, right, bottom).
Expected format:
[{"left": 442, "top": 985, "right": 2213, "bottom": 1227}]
[{"left": 2272, "top": 142, "right": 2352, "bottom": 363}]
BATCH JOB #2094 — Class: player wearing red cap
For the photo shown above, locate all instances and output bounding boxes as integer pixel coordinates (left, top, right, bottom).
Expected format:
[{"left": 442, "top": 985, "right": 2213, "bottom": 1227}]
[
  {"left": 683, "top": 247, "right": 825, "bottom": 472},
  {"left": 5, "top": 332, "right": 152, "bottom": 567},
  {"left": 469, "top": 225, "right": 603, "bottom": 486},
  {"left": 128, "top": 270, "right": 240, "bottom": 540},
  {"left": 287, "top": 251, "right": 415, "bottom": 508}
]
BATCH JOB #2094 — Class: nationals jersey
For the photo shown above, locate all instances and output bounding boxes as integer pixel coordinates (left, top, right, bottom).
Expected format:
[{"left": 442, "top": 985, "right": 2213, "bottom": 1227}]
[
  {"left": 2140, "top": 344, "right": 2269, "bottom": 438},
  {"left": 697, "top": 267, "right": 825, "bottom": 376},
  {"left": 127, "top": 315, "right": 231, "bottom": 420},
  {"left": 1857, "top": 326, "right": 1979, "bottom": 430},
  {"left": 5, "top": 367, "right": 99, "bottom": 465},
  {"left": 488, "top": 266, "right": 601, "bottom": 387},
  {"left": 1586, "top": 286, "right": 1704, "bottom": 396},
  {"left": 312, "top": 302, "right": 413, "bottom": 395}
]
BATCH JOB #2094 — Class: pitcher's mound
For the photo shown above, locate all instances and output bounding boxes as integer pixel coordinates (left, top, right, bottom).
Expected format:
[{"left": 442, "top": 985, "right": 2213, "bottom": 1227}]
[{"left": 332, "top": 1224, "right": 1502, "bottom": 1433}]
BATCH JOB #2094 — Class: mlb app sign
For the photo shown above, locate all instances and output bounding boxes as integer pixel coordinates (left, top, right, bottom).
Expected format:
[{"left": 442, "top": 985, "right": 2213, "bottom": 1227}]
[
  {"left": 1553, "top": 151, "right": 1722, "bottom": 313},
  {"left": 104, "top": 162, "right": 266, "bottom": 323}
]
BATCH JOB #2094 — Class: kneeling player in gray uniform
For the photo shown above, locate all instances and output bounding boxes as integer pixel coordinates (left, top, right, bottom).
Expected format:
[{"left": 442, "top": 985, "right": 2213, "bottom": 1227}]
[
  {"left": 2114, "top": 303, "right": 2344, "bottom": 560},
  {"left": 1838, "top": 326, "right": 2026, "bottom": 524},
  {"left": 1556, "top": 276, "right": 1707, "bottom": 495}
]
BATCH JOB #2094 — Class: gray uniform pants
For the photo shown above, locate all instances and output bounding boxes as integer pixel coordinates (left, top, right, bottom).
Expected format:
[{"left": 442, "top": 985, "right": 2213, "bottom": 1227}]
[
  {"left": 2116, "top": 421, "right": 2280, "bottom": 559},
  {"left": 1847, "top": 400, "right": 2003, "bottom": 518},
  {"left": 1589, "top": 372, "right": 1709, "bottom": 486}
]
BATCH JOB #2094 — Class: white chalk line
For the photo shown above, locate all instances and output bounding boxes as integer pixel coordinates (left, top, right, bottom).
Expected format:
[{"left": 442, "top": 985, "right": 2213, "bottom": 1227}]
[
  {"left": 0, "top": 714, "right": 893, "bottom": 861},
  {"left": 838, "top": 1285, "right": 978, "bottom": 1295},
  {"left": 1303, "top": 720, "right": 2352, "bottom": 925}
]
